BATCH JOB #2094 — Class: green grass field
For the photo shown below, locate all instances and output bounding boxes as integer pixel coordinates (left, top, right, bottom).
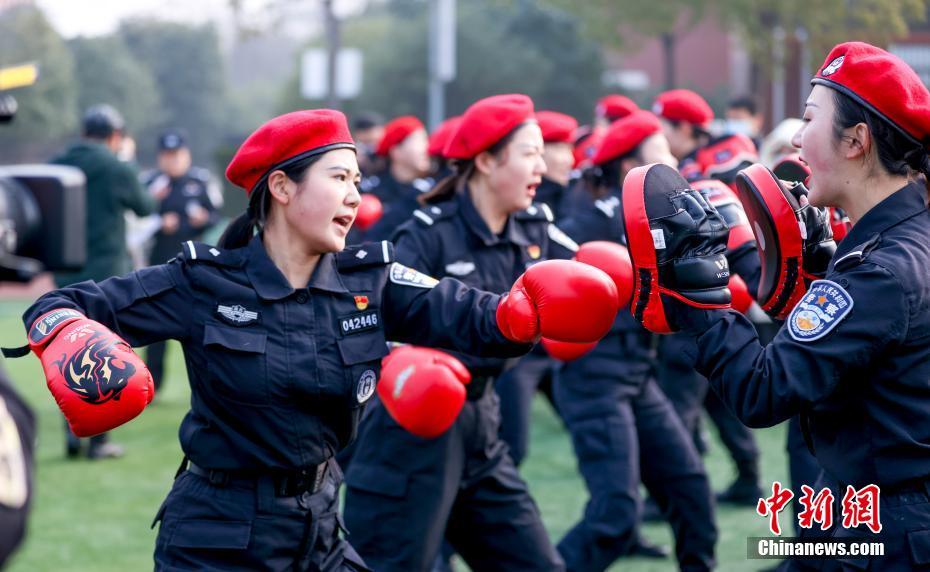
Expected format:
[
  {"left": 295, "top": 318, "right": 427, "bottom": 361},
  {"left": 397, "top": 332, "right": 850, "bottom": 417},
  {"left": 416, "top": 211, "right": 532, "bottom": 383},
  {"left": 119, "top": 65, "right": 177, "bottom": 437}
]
[{"left": 1, "top": 298, "right": 786, "bottom": 571}]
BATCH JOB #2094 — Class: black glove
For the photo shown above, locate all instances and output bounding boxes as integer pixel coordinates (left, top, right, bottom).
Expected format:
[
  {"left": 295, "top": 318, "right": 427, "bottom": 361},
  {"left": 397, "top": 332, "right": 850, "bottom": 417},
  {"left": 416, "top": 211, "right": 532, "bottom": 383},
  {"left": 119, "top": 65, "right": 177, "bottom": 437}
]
[
  {"left": 657, "top": 188, "right": 732, "bottom": 307},
  {"left": 785, "top": 182, "right": 836, "bottom": 281},
  {"left": 623, "top": 163, "right": 732, "bottom": 334}
]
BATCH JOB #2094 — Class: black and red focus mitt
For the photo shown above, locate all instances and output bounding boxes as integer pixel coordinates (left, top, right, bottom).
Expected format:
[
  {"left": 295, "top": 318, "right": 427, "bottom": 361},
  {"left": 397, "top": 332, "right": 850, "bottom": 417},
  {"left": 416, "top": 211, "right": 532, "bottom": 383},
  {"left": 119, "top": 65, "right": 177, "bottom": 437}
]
[
  {"left": 733, "top": 164, "right": 836, "bottom": 320},
  {"left": 773, "top": 154, "right": 851, "bottom": 242},
  {"left": 622, "top": 163, "right": 732, "bottom": 333}
]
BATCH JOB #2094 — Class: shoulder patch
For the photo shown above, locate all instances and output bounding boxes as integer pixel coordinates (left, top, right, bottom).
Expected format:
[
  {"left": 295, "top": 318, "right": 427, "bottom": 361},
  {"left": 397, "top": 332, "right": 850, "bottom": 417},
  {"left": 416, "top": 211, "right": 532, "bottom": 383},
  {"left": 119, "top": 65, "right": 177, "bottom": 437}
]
[
  {"left": 412, "top": 178, "right": 434, "bottom": 193},
  {"left": 515, "top": 202, "right": 552, "bottom": 222},
  {"left": 188, "top": 166, "right": 213, "bottom": 182},
  {"left": 337, "top": 241, "right": 394, "bottom": 271},
  {"left": 389, "top": 262, "right": 439, "bottom": 289},
  {"left": 594, "top": 196, "right": 621, "bottom": 218},
  {"left": 833, "top": 234, "right": 881, "bottom": 272},
  {"left": 788, "top": 279, "right": 854, "bottom": 342},
  {"left": 359, "top": 176, "right": 380, "bottom": 192},
  {"left": 547, "top": 224, "right": 579, "bottom": 253},
  {"left": 179, "top": 241, "right": 245, "bottom": 268},
  {"left": 413, "top": 202, "right": 457, "bottom": 227}
]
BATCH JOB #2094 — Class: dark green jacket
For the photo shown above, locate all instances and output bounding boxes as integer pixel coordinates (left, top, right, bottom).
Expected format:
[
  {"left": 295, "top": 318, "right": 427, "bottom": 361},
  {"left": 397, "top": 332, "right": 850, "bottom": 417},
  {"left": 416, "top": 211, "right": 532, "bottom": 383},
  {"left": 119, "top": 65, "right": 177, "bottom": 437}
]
[{"left": 50, "top": 141, "right": 156, "bottom": 285}]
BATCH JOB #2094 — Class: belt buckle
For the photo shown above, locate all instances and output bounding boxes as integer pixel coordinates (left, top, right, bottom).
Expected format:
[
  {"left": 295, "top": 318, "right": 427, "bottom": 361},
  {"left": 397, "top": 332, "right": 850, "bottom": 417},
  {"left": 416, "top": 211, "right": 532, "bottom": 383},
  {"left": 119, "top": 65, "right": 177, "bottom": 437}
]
[{"left": 208, "top": 469, "right": 229, "bottom": 487}]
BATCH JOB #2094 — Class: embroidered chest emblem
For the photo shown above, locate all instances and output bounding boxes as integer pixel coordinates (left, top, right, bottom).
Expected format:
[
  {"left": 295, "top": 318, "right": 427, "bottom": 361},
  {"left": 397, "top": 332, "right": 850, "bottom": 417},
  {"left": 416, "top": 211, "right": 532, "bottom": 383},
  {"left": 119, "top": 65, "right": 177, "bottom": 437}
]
[{"left": 216, "top": 304, "right": 259, "bottom": 326}]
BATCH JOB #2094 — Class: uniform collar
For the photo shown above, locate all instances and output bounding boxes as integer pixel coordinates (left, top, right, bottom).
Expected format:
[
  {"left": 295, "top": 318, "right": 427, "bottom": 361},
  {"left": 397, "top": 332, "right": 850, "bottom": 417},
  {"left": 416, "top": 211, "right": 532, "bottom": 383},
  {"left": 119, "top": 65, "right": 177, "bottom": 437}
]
[
  {"left": 457, "top": 188, "right": 533, "bottom": 247},
  {"left": 246, "top": 235, "right": 348, "bottom": 300},
  {"left": 834, "top": 181, "right": 928, "bottom": 259}
]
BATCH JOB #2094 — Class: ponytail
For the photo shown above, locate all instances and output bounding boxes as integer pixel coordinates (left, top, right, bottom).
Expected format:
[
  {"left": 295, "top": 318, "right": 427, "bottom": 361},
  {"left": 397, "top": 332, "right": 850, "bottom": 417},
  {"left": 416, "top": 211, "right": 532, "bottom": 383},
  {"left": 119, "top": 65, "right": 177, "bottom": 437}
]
[
  {"left": 582, "top": 151, "right": 637, "bottom": 199},
  {"left": 418, "top": 120, "right": 528, "bottom": 206},
  {"left": 903, "top": 147, "right": 930, "bottom": 204},
  {"left": 217, "top": 184, "right": 268, "bottom": 249},
  {"left": 418, "top": 160, "right": 474, "bottom": 205},
  {"left": 217, "top": 152, "right": 325, "bottom": 249}
]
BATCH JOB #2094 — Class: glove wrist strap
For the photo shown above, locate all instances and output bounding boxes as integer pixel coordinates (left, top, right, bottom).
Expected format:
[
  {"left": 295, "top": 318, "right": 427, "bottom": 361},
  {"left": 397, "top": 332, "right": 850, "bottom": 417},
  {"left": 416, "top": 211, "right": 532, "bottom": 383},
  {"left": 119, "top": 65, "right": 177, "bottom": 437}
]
[{"left": 28, "top": 308, "right": 86, "bottom": 350}]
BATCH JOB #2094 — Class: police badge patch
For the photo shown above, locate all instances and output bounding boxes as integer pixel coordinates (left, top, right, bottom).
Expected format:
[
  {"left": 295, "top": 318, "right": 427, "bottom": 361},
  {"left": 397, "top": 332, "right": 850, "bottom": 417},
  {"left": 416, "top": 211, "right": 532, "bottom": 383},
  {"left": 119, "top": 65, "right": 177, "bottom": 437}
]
[
  {"left": 788, "top": 280, "right": 853, "bottom": 342},
  {"left": 356, "top": 369, "right": 377, "bottom": 404},
  {"left": 216, "top": 304, "right": 260, "bottom": 326},
  {"left": 389, "top": 263, "right": 439, "bottom": 289}
]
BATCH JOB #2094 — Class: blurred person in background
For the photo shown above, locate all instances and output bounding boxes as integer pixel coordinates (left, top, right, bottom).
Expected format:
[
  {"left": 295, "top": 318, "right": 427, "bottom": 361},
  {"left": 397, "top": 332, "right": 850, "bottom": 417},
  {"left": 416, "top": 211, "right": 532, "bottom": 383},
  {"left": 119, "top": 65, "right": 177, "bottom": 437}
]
[
  {"left": 759, "top": 118, "right": 805, "bottom": 168},
  {"left": 49, "top": 103, "right": 156, "bottom": 460},
  {"left": 142, "top": 129, "right": 223, "bottom": 393},
  {"left": 358, "top": 116, "right": 432, "bottom": 242},
  {"left": 352, "top": 111, "right": 385, "bottom": 177},
  {"left": 725, "top": 95, "right": 765, "bottom": 148},
  {"left": 427, "top": 115, "right": 463, "bottom": 181}
]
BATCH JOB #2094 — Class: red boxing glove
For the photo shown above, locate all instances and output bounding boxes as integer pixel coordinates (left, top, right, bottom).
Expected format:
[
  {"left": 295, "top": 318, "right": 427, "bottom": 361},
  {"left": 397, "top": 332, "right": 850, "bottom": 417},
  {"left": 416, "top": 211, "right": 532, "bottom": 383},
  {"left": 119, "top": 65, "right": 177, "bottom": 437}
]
[
  {"left": 541, "top": 338, "right": 597, "bottom": 362},
  {"left": 354, "top": 193, "right": 383, "bottom": 231},
  {"left": 27, "top": 309, "right": 154, "bottom": 437},
  {"left": 496, "top": 260, "right": 619, "bottom": 344},
  {"left": 377, "top": 346, "right": 470, "bottom": 439},
  {"left": 574, "top": 241, "right": 634, "bottom": 309},
  {"left": 729, "top": 274, "right": 753, "bottom": 315}
]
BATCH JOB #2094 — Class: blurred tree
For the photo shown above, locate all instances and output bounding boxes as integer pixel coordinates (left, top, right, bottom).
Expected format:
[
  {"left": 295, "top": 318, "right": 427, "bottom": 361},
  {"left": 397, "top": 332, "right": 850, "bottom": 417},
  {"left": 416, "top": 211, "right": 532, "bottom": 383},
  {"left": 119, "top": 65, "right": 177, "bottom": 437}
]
[
  {"left": 68, "top": 36, "right": 162, "bottom": 142},
  {"left": 717, "top": 0, "right": 928, "bottom": 68},
  {"left": 278, "top": 0, "right": 604, "bottom": 124},
  {"left": 542, "top": 0, "right": 928, "bottom": 78},
  {"left": 538, "top": 0, "right": 706, "bottom": 88},
  {"left": 117, "top": 20, "right": 229, "bottom": 167},
  {"left": 0, "top": 5, "right": 77, "bottom": 157}
]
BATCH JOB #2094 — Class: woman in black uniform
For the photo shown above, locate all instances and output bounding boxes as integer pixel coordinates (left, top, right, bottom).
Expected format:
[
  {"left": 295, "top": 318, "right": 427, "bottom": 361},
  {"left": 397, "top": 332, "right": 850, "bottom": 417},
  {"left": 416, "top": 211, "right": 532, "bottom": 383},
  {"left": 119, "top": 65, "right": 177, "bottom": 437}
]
[
  {"left": 654, "top": 42, "right": 930, "bottom": 570},
  {"left": 343, "top": 94, "right": 581, "bottom": 572},
  {"left": 17, "top": 109, "right": 614, "bottom": 571}
]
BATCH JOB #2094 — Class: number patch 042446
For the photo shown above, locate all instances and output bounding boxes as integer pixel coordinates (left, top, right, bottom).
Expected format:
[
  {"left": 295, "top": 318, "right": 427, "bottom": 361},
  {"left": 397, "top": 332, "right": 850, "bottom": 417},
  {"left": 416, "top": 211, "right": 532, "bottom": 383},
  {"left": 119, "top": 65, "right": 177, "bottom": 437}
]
[{"left": 339, "top": 310, "right": 380, "bottom": 335}]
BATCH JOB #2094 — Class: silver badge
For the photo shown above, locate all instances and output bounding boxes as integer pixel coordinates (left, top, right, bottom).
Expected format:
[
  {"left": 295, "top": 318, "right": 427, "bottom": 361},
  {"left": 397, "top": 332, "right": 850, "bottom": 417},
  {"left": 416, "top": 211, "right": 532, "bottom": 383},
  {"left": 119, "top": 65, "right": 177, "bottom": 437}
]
[
  {"left": 357, "top": 369, "right": 377, "bottom": 403},
  {"left": 445, "top": 260, "right": 476, "bottom": 276},
  {"left": 217, "top": 304, "right": 259, "bottom": 325},
  {"left": 822, "top": 55, "right": 845, "bottom": 76}
]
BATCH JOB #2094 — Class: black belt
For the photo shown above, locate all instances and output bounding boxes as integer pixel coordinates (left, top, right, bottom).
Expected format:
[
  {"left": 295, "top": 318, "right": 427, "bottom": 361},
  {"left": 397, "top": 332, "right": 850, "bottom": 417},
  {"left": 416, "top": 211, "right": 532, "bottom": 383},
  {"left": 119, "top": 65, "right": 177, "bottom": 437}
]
[
  {"left": 185, "top": 460, "right": 329, "bottom": 497},
  {"left": 466, "top": 375, "right": 495, "bottom": 400}
]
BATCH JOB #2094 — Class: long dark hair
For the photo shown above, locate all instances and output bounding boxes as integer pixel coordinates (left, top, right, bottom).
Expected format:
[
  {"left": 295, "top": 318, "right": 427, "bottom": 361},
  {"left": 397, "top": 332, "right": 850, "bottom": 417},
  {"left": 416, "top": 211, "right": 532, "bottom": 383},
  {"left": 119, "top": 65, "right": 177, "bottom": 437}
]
[
  {"left": 418, "top": 121, "right": 530, "bottom": 206},
  {"left": 218, "top": 154, "right": 325, "bottom": 249},
  {"left": 832, "top": 89, "right": 930, "bottom": 199},
  {"left": 582, "top": 147, "right": 642, "bottom": 199}
]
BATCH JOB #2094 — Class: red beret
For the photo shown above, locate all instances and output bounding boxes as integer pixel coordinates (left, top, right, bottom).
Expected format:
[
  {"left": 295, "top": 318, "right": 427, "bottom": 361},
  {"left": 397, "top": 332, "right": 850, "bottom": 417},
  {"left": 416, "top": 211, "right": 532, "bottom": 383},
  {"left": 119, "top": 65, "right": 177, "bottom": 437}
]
[
  {"left": 813, "top": 41, "right": 930, "bottom": 146},
  {"left": 652, "top": 89, "right": 714, "bottom": 127},
  {"left": 592, "top": 110, "right": 662, "bottom": 166},
  {"left": 376, "top": 115, "right": 425, "bottom": 156},
  {"left": 444, "top": 94, "right": 535, "bottom": 160},
  {"left": 595, "top": 95, "right": 639, "bottom": 122},
  {"left": 536, "top": 111, "right": 578, "bottom": 144},
  {"left": 427, "top": 116, "right": 463, "bottom": 157},
  {"left": 227, "top": 109, "right": 354, "bottom": 194}
]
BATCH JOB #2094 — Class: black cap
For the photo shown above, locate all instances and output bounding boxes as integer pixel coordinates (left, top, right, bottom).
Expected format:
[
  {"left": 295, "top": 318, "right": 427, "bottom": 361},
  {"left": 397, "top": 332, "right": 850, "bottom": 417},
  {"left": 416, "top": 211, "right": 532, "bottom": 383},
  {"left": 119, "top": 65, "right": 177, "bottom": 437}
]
[
  {"left": 158, "top": 129, "right": 187, "bottom": 151},
  {"left": 82, "top": 104, "right": 125, "bottom": 138}
]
